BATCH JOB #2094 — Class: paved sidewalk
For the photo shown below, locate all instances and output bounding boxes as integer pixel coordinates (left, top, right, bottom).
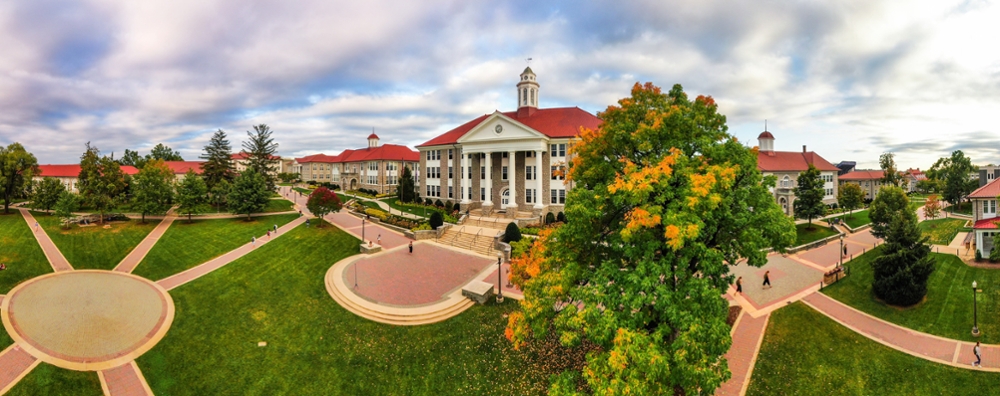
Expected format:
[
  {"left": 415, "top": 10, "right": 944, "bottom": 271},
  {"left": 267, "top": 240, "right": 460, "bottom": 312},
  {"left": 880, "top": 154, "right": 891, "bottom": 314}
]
[
  {"left": 18, "top": 209, "right": 73, "bottom": 272},
  {"left": 114, "top": 215, "right": 177, "bottom": 273},
  {"left": 100, "top": 361, "right": 154, "bottom": 396},
  {"left": 0, "top": 345, "right": 40, "bottom": 394},
  {"left": 323, "top": 211, "right": 410, "bottom": 249},
  {"left": 157, "top": 216, "right": 307, "bottom": 291},
  {"left": 802, "top": 292, "right": 1000, "bottom": 371},
  {"left": 717, "top": 312, "right": 769, "bottom": 396}
]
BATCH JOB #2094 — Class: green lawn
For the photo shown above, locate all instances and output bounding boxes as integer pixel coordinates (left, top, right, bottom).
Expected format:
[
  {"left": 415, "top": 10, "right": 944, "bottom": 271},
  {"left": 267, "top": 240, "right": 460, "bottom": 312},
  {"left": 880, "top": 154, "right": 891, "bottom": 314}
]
[
  {"left": 381, "top": 198, "right": 437, "bottom": 218},
  {"left": 945, "top": 201, "right": 973, "bottom": 215},
  {"left": 293, "top": 187, "right": 312, "bottom": 195},
  {"left": 32, "top": 212, "right": 160, "bottom": 270},
  {"left": 358, "top": 200, "right": 382, "bottom": 211},
  {"left": 920, "top": 218, "right": 970, "bottom": 245},
  {"left": 262, "top": 199, "right": 294, "bottom": 213},
  {"left": 133, "top": 214, "right": 300, "bottom": 281},
  {"left": 794, "top": 222, "right": 838, "bottom": 246},
  {"left": 0, "top": 213, "right": 53, "bottom": 293},
  {"left": 136, "top": 221, "right": 550, "bottom": 395},
  {"left": 747, "top": 302, "right": 1000, "bottom": 395},
  {"left": 823, "top": 248, "right": 1000, "bottom": 342},
  {"left": 829, "top": 209, "right": 871, "bottom": 229}
]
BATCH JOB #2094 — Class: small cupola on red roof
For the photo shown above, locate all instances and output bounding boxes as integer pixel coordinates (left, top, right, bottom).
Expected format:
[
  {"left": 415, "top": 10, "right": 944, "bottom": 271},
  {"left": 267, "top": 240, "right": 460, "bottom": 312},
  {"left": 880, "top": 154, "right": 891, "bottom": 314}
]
[
  {"left": 368, "top": 130, "right": 380, "bottom": 148},
  {"left": 758, "top": 130, "right": 775, "bottom": 154},
  {"left": 517, "top": 67, "right": 540, "bottom": 118}
]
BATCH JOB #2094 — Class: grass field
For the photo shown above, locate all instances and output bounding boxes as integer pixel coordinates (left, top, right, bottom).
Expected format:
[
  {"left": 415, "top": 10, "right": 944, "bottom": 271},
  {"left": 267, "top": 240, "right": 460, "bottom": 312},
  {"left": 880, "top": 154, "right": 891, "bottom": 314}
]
[
  {"left": 32, "top": 211, "right": 160, "bottom": 270},
  {"left": 0, "top": 213, "right": 54, "bottom": 293},
  {"left": 794, "top": 222, "right": 838, "bottom": 246},
  {"left": 136, "top": 221, "right": 550, "bottom": 395},
  {"left": 747, "top": 302, "right": 1000, "bottom": 395},
  {"left": 919, "top": 218, "right": 970, "bottom": 245},
  {"left": 945, "top": 201, "right": 973, "bottom": 215},
  {"left": 823, "top": 247, "right": 1000, "bottom": 342},
  {"left": 133, "top": 213, "right": 300, "bottom": 281},
  {"left": 262, "top": 199, "right": 294, "bottom": 213},
  {"left": 829, "top": 209, "right": 871, "bottom": 229}
]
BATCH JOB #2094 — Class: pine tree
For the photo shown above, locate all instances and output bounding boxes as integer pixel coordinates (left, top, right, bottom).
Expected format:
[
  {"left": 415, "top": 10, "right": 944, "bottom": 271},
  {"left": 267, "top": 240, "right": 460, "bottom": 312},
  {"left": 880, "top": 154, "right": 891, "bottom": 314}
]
[
  {"left": 241, "top": 124, "right": 279, "bottom": 191},
  {"left": 200, "top": 129, "right": 236, "bottom": 190},
  {"left": 397, "top": 166, "right": 415, "bottom": 203},
  {"left": 871, "top": 209, "right": 935, "bottom": 306},
  {"left": 869, "top": 186, "right": 910, "bottom": 239},
  {"left": 228, "top": 169, "right": 270, "bottom": 220}
]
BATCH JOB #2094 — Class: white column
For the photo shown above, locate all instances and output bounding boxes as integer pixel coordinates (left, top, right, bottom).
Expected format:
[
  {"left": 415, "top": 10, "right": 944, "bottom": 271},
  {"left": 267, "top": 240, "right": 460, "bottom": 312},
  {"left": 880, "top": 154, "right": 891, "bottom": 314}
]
[
  {"left": 507, "top": 150, "right": 517, "bottom": 209},
  {"left": 484, "top": 152, "right": 493, "bottom": 206},
  {"left": 534, "top": 150, "right": 544, "bottom": 209},
  {"left": 461, "top": 152, "right": 470, "bottom": 204}
]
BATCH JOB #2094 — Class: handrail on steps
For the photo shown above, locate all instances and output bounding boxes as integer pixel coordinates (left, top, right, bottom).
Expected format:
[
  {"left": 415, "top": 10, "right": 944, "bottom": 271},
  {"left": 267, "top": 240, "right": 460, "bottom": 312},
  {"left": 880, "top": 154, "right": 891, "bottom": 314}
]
[
  {"left": 450, "top": 226, "right": 466, "bottom": 246},
  {"left": 472, "top": 228, "right": 483, "bottom": 249}
]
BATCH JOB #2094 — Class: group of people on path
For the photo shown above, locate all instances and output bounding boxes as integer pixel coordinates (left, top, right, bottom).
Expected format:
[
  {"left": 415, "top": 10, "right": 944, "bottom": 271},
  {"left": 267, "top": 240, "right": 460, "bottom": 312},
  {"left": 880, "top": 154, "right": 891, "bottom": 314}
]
[
  {"left": 251, "top": 224, "right": 281, "bottom": 248},
  {"left": 734, "top": 270, "right": 771, "bottom": 294}
]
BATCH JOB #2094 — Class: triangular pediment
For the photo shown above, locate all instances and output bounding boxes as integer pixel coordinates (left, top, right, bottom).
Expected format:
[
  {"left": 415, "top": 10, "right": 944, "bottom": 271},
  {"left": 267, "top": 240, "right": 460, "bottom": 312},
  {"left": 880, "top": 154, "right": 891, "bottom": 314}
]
[{"left": 457, "top": 111, "right": 548, "bottom": 144}]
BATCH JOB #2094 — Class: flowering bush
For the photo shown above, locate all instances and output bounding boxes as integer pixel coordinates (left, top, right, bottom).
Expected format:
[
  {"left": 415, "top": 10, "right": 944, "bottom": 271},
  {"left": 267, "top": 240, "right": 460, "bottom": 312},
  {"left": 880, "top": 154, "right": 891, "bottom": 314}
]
[{"left": 364, "top": 208, "right": 389, "bottom": 221}]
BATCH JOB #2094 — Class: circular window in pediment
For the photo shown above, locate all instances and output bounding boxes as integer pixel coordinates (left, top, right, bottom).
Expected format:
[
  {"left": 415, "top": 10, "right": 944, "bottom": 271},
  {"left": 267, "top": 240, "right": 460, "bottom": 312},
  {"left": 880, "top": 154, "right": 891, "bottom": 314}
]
[{"left": 495, "top": 124, "right": 503, "bottom": 134}]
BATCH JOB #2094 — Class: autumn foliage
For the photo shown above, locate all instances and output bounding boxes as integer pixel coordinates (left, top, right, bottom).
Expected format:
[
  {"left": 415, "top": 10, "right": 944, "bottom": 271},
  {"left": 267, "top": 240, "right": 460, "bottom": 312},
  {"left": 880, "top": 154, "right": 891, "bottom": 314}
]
[
  {"left": 306, "top": 187, "right": 342, "bottom": 225},
  {"left": 505, "top": 82, "right": 795, "bottom": 395}
]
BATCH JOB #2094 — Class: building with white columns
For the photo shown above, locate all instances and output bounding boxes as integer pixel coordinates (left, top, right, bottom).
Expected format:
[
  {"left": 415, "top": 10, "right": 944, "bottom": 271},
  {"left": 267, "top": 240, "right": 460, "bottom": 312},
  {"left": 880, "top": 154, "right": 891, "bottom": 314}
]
[{"left": 416, "top": 67, "right": 601, "bottom": 218}]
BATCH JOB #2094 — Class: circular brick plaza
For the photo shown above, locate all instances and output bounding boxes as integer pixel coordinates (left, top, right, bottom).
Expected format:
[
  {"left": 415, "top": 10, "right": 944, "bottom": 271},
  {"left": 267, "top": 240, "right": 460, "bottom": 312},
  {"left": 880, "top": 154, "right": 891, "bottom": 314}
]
[{"left": 0, "top": 270, "right": 174, "bottom": 371}]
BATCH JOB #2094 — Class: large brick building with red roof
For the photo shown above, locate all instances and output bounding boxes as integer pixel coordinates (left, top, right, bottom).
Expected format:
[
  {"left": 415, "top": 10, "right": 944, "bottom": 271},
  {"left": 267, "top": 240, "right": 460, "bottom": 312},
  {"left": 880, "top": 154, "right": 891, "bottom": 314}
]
[
  {"left": 967, "top": 178, "right": 1000, "bottom": 256},
  {"left": 34, "top": 164, "right": 140, "bottom": 192},
  {"left": 756, "top": 132, "right": 840, "bottom": 216},
  {"left": 416, "top": 68, "right": 601, "bottom": 217},
  {"left": 293, "top": 134, "right": 419, "bottom": 194}
]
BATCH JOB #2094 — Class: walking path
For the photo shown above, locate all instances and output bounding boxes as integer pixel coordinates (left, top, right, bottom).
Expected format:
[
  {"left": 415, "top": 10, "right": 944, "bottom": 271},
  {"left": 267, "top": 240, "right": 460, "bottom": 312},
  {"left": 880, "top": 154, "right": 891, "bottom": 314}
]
[
  {"left": 717, "top": 312, "right": 769, "bottom": 396},
  {"left": 156, "top": 216, "right": 308, "bottom": 291},
  {"left": 99, "top": 361, "right": 154, "bottom": 396},
  {"left": 0, "top": 344, "right": 40, "bottom": 394},
  {"left": 114, "top": 215, "right": 177, "bottom": 273},
  {"left": 802, "top": 292, "right": 1000, "bottom": 371},
  {"left": 18, "top": 208, "right": 73, "bottom": 272}
]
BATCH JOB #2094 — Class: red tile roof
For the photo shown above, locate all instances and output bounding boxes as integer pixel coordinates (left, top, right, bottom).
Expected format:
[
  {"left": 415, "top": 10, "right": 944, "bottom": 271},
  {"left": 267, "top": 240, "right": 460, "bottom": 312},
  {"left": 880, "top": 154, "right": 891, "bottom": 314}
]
[
  {"left": 757, "top": 151, "right": 840, "bottom": 172},
  {"left": 368, "top": 133, "right": 379, "bottom": 139},
  {"left": 297, "top": 144, "right": 419, "bottom": 164},
  {"left": 838, "top": 170, "right": 885, "bottom": 181},
  {"left": 37, "top": 164, "right": 140, "bottom": 177},
  {"left": 758, "top": 131, "right": 774, "bottom": 139},
  {"left": 231, "top": 153, "right": 281, "bottom": 160},
  {"left": 417, "top": 107, "right": 601, "bottom": 147},
  {"left": 295, "top": 154, "right": 341, "bottom": 163},
  {"left": 973, "top": 218, "right": 1000, "bottom": 230},
  {"left": 162, "top": 161, "right": 205, "bottom": 175},
  {"left": 969, "top": 178, "right": 1000, "bottom": 198}
]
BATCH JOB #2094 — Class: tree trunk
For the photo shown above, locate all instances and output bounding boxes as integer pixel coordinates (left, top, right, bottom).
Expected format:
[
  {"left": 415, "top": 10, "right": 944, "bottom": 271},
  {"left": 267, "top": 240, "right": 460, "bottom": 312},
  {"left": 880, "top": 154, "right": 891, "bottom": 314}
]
[{"left": 142, "top": 213, "right": 146, "bottom": 223}]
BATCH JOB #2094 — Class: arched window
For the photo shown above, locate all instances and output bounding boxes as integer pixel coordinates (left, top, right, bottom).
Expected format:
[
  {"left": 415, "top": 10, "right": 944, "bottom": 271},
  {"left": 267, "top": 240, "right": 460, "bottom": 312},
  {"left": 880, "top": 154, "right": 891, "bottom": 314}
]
[
  {"left": 522, "top": 88, "right": 528, "bottom": 105},
  {"left": 782, "top": 176, "right": 791, "bottom": 188},
  {"left": 530, "top": 89, "right": 535, "bottom": 105}
]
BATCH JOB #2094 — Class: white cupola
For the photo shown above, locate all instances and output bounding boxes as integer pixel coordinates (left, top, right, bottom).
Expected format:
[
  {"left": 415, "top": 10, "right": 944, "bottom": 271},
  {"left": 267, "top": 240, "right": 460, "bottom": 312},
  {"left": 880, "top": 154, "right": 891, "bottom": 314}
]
[
  {"left": 517, "top": 67, "right": 539, "bottom": 118},
  {"left": 368, "top": 131, "right": 380, "bottom": 148},
  {"left": 758, "top": 130, "right": 774, "bottom": 152}
]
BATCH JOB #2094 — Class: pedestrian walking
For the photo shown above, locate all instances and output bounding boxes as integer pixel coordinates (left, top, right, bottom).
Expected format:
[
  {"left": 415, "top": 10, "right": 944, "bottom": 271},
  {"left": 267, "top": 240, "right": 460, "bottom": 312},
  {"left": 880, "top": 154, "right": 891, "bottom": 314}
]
[
  {"left": 34, "top": 221, "right": 39, "bottom": 232},
  {"left": 409, "top": 241, "right": 413, "bottom": 253},
  {"left": 974, "top": 342, "right": 982, "bottom": 367},
  {"left": 299, "top": 210, "right": 303, "bottom": 217},
  {"left": 267, "top": 230, "right": 271, "bottom": 240},
  {"left": 251, "top": 236, "right": 256, "bottom": 248},
  {"left": 273, "top": 224, "right": 278, "bottom": 233},
  {"left": 377, "top": 234, "right": 381, "bottom": 245},
  {"left": 762, "top": 270, "right": 771, "bottom": 289},
  {"left": 0, "top": 262, "right": 6, "bottom": 270},
  {"left": 843, "top": 245, "right": 848, "bottom": 258},
  {"left": 736, "top": 277, "right": 743, "bottom": 294}
]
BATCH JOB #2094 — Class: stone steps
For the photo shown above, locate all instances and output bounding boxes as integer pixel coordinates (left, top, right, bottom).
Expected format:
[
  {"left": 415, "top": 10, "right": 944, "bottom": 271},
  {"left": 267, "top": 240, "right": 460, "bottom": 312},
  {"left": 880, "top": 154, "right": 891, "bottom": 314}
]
[{"left": 326, "top": 273, "right": 475, "bottom": 326}]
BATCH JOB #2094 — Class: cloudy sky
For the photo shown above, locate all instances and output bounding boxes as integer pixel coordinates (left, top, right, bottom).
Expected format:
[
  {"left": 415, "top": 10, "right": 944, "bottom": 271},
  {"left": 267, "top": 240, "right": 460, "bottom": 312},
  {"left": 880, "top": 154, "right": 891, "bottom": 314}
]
[{"left": 1, "top": 0, "right": 998, "bottom": 169}]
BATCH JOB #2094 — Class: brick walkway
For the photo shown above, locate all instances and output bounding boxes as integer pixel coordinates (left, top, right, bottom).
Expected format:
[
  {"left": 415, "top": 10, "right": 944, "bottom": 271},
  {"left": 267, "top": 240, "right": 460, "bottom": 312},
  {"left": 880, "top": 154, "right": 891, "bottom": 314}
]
[
  {"left": 0, "top": 345, "right": 40, "bottom": 394},
  {"left": 114, "top": 215, "right": 177, "bottom": 273},
  {"left": 717, "top": 312, "right": 769, "bottom": 396},
  {"left": 157, "top": 216, "right": 307, "bottom": 291},
  {"left": 18, "top": 209, "right": 73, "bottom": 272},
  {"left": 323, "top": 211, "right": 410, "bottom": 249},
  {"left": 100, "top": 361, "right": 154, "bottom": 396},
  {"left": 803, "top": 292, "right": 1000, "bottom": 371}
]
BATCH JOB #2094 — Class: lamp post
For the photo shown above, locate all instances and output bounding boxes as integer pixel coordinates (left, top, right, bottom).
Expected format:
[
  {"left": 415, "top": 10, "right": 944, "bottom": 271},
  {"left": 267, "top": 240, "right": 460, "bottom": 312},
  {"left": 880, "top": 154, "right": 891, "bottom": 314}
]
[
  {"left": 497, "top": 252, "right": 504, "bottom": 303},
  {"left": 973, "top": 280, "right": 980, "bottom": 337},
  {"left": 840, "top": 234, "right": 845, "bottom": 268},
  {"left": 362, "top": 218, "right": 366, "bottom": 242}
]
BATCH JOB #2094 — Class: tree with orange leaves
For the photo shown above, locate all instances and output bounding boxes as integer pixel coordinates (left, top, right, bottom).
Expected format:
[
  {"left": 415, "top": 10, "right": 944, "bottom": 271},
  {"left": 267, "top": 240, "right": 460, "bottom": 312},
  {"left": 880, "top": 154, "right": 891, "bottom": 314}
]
[{"left": 506, "top": 83, "right": 795, "bottom": 395}]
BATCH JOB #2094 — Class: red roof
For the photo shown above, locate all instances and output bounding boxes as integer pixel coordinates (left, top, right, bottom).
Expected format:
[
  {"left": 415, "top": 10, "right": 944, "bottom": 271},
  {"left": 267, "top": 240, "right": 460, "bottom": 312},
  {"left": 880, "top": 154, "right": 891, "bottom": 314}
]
[
  {"left": 758, "top": 131, "right": 774, "bottom": 139},
  {"left": 37, "top": 164, "right": 140, "bottom": 177},
  {"left": 757, "top": 151, "right": 840, "bottom": 172},
  {"left": 232, "top": 153, "right": 280, "bottom": 160},
  {"left": 297, "top": 144, "right": 419, "bottom": 164},
  {"left": 417, "top": 107, "right": 601, "bottom": 147},
  {"left": 368, "top": 133, "right": 379, "bottom": 139},
  {"left": 162, "top": 161, "right": 205, "bottom": 175},
  {"left": 839, "top": 170, "right": 885, "bottom": 181},
  {"left": 973, "top": 218, "right": 1000, "bottom": 230},
  {"left": 295, "top": 153, "right": 341, "bottom": 163},
  {"left": 969, "top": 178, "right": 1000, "bottom": 198}
]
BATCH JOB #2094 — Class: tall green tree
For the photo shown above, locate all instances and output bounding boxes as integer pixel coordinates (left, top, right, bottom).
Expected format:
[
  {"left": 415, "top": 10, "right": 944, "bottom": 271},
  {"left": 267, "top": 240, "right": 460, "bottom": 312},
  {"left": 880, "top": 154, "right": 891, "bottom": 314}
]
[
  {"left": 306, "top": 187, "right": 342, "bottom": 225},
  {"left": 227, "top": 169, "right": 270, "bottom": 220},
  {"left": 149, "top": 143, "right": 184, "bottom": 161},
  {"left": 869, "top": 186, "right": 910, "bottom": 239},
  {"left": 397, "top": 166, "right": 415, "bottom": 203},
  {"left": 119, "top": 149, "right": 147, "bottom": 169},
  {"left": 241, "top": 124, "right": 279, "bottom": 191},
  {"left": 936, "top": 150, "right": 977, "bottom": 206},
  {"left": 175, "top": 170, "right": 207, "bottom": 222},
  {"left": 131, "top": 159, "right": 175, "bottom": 223},
  {"left": 77, "top": 143, "right": 127, "bottom": 223},
  {"left": 505, "top": 83, "right": 795, "bottom": 394},
  {"left": 879, "top": 152, "right": 904, "bottom": 187},
  {"left": 871, "top": 204, "right": 934, "bottom": 306},
  {"left": 793, "top": 164, "right": 826, "bottom": 228},
  {"left": 31, "top": 177, "right": 66, "bottom": 212},
  {"left": 837, "top": 183, "right": 865, "bottom": 220},
  {"left": 200, "top": 129, "right": 236, "bottom": 190},
  {"left": 210, "top": 178, "right": 231, "bottom": 212},
  {"left": 0, "top": 143, "right": 39, "bottom": 214},
  {"left": 53, "top": 191, "right": 79, "bottom": 229}
]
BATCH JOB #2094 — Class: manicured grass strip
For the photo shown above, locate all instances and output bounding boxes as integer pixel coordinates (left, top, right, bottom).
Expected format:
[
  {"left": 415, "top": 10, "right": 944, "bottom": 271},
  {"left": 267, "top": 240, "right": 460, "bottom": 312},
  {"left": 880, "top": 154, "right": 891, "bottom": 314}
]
[
  {"left": 747, "top": 302, "right": 1000, "bottom": 395},
  {"left": 358, "top": 200, "right": 382, "bottom": 210},
  {"left": 380, "top": 198, "right": 435, "bottom": 218},
  {"left": 262, "top": 199, "right": 294, "bottom": 213},
  {"left": 823, "top": 247, "right": 1000, "bottom": 342},
  {"left": 293, "top": 187, "right": 311, "bottom": 195},
  {"left": 794, "top": 222, "right": 838, "bottom": 246},
  {"left": 945, "top": 201, "right": 973, "bottom": 215},
  {"left": 0, "top": 213, "right": 53, "bottom": 294},
  {"left": 830, "top": 209, "right": 871, "bottom": 229},
  {"left": 5, "top": 364, "right": 102, "bottom": 396},
  {"left": 920, "top": 218, "right": 970, "bottom": 245},
  {"left": 32, "top": 211, "right": 160, "bottom": 270},
  {"left": 0, "top": 327, "right": 12, "bottom": 348},
  {"left": 134, "top": 213, "right": 300, "bottom": 281},
  {"left": 138, "top": 222, "right": 549, "bottom": 395}
]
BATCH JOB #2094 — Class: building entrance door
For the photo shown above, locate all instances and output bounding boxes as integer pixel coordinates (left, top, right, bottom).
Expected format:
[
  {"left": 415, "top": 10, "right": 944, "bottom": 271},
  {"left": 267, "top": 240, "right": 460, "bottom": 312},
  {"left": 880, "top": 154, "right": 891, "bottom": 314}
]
[{"left": 501, "top": 188, "right": 509, "bottom": 206}]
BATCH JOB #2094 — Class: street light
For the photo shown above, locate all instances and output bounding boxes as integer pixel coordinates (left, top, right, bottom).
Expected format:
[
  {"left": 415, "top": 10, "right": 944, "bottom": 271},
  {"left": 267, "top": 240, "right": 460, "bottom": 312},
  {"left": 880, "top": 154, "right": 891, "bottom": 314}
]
[
  {"left": 840, "top": 234, "right": 845, "bottom": 268},
  {"left": 362, "top": 218, "right": 366, "bottom": 242},
  {"left": 972, "top": 280, "right": 980, "bottom": 337},
  {"left": 497, "top": 252, "right": 504, "bottom": 303}
]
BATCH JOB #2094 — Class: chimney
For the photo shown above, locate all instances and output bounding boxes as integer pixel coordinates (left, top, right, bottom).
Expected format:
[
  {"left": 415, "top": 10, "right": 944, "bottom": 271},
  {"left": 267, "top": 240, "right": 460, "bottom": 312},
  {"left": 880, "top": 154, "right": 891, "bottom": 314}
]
[{"left": 802, "top": 145, "right": 807, "bottom": 153}]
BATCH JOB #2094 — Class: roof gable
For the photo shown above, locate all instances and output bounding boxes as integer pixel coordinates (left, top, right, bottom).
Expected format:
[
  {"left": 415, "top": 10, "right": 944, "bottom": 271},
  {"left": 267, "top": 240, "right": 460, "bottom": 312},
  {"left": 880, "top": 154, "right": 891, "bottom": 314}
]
[
  {"left": 418, "top": 107, "right": 600, "bottom": 147},
  {"left": 456, "top": 112, "right": 549, "bottom": 144},
  {"left": 757, "top": 150, "right": 840, "bottom": 172}
]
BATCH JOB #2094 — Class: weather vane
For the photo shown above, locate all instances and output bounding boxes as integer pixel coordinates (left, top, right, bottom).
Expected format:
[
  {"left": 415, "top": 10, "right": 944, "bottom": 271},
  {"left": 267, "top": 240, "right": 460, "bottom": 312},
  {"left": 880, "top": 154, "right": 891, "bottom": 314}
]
[{"left": 526, "top": 57, "right": 533, "bottom": 65}]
